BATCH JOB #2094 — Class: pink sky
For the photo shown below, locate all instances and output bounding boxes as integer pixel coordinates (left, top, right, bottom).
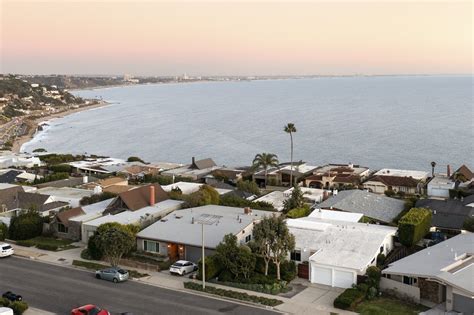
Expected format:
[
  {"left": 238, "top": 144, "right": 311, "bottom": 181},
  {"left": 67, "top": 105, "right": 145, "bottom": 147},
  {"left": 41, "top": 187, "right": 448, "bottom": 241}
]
[{"left": 1, "top": 1, "right": 472, "bottom": 75}]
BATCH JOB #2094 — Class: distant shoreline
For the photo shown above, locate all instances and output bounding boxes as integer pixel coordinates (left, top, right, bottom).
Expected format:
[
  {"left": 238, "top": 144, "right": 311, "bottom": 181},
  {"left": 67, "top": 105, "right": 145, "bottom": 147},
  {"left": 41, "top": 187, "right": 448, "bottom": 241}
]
[{"left": 12, "top": 101, "right": 109, "bottom": 153}]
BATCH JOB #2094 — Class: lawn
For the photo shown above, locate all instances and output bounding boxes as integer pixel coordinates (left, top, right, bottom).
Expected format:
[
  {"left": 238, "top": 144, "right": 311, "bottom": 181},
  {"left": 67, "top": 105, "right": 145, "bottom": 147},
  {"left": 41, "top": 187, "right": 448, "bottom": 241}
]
[
  {"left": 16, "top": 236, "right": 79, "bottom": 251},
  {"left": 355, "top": 296, "right": 429, "bottom": 315},
  {"left": 72, "top": 260, "right": 149, "bottom": 278}
]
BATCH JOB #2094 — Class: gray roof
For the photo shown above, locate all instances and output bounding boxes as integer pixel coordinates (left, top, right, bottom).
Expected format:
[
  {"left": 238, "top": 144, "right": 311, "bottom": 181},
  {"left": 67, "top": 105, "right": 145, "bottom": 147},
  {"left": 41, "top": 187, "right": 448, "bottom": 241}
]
[
  {"left": 136, "top": 205, "right": 273, "bottom": 249},
  {"left": 0, "top": 170, "right": 23, "bottom": 184},
  {"left": 318, "top": 190, "right": 405, "bottom": 223},
  {"left": 384, "top": 233, "right": 474, "bottom": 295},
  {"left": 416, "top": 199, "right": 474, "bottom": 230},
  {"left": 36, "top": 176, "right": 98, "bottom": 189}
]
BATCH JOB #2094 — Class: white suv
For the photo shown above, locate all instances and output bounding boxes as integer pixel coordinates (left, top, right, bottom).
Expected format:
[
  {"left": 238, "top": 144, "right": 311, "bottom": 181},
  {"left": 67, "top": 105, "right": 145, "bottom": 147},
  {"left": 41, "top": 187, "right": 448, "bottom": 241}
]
[
  {"left": 169, "top": 260, "right": 197, "bottom": 276},
  {"left": 0, "top": 243, "right": 14, "bottom": 258}
]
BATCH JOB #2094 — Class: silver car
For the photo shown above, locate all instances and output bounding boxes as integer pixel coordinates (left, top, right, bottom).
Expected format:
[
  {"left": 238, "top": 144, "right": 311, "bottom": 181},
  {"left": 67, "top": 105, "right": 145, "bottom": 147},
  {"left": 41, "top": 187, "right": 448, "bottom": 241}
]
[{"left": 95, "top": 267, "right": 129, "bottom": 283}]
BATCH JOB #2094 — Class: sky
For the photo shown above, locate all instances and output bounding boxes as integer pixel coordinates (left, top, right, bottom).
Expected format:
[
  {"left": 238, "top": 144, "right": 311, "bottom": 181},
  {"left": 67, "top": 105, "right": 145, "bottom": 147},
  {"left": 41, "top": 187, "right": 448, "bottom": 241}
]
[{"left": 1, "top": 0, "right": 472, "bottom": 76}]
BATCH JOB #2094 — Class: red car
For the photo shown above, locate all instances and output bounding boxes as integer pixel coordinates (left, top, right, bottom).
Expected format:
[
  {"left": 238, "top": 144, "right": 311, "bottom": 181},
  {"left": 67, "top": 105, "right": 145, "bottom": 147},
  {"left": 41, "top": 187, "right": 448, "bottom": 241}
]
[{"left": 71, "top": 305, "right": 110, "bottom": 315}]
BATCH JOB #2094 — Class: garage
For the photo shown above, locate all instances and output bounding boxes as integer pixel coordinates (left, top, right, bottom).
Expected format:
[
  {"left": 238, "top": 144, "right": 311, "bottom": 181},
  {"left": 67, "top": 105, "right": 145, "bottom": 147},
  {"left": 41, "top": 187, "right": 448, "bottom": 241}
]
[
  {"left": 310, "top": 264, "right": 356, "bottom": 288},
  {"left": 453, "top": 293, "right": 474, "bottom": 314}
]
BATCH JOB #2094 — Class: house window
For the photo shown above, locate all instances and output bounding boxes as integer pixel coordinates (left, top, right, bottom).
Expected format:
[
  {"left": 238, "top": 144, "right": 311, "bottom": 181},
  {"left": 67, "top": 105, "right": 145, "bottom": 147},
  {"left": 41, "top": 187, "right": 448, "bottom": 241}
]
[
  {"left": 57, "top": 223, "right": 68, "bottom": 233},
  {"left": 403, "top": 276, "right": 416, "bottom": 285},
  {"left": 245, "top": 234, "right": 251, "bottom": 243},
  {"left": 290, "top": 249, "right": 301, "bottom": 262},
  {"left": 144, "top": 240, "right": 160, "bottom": 253}
]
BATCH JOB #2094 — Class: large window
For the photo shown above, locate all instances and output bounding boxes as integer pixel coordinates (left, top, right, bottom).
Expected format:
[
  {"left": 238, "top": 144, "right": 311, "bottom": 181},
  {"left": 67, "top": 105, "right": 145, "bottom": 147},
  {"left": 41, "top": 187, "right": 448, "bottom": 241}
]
[
  {"left": 144, "top": 240, "right": 160, "bottom": 253},
  {"left": 57, "top": 223, "right": 68, "bottom": 233},
  {"left": 245, "top": 234, "right": 251, "bottom": 243},
  {"left": 290, "top": 249, "right": 301, "bottom": 262}
]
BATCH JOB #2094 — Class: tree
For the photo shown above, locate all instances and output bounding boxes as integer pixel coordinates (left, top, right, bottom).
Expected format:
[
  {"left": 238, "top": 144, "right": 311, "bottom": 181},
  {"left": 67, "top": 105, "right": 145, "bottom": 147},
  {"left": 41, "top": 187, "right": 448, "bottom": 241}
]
[
  {"left": 252, "top": 217, "right": 275, "bottom": 276},
  {"left": 80, "top": 191, "right": 118, "bottom": 206},
  {"left": 282, "top": 185, "right": 306, "bottom": 213},
  {"left": 269, "top": 216, "right": 295, "bottom": 280},
  {"left": 236, "top": 245, "right": 256, "bottom": 279},
  {"left": 237, "top": 180, "right": 260, "bottom": 196},
  {"left": 8, "top": 209, "right": 43, "bottom": 240},
  {"left": 430, "top": 161, "right": 436, "bottom": 177},
  {"left": 463, "top": 217, "right": 474, "bottom": 232},
  {"left": 0, "top": 222, "right": 8, "bottom": 241},
  {"left": 284, "top": 123, "right": 297, "bottom": 185},
  {"left": 183, "top": 185, "right": 220, "bottom": 208},
  {"left": 127, "top": 156, "right": 145, "bottom": 163},
  {"left": 94, "top": 223, "right": 135, "bottom": 267},
  {"left": 215, "top": 234, "right": 256, "bottom": 279},
  {"left": 252, "top": 153, "right": 279, "bottom": 188}
]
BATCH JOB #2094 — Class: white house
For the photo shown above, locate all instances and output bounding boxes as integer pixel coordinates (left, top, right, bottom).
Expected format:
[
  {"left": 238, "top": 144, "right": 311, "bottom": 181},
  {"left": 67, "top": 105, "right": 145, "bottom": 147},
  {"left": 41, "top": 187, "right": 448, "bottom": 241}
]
[
  {"left": 287, "top": 216, "right": 396, "bottom": 288},
  {"left": 427, "top": 175, "right": 455, "bottom": 198}
]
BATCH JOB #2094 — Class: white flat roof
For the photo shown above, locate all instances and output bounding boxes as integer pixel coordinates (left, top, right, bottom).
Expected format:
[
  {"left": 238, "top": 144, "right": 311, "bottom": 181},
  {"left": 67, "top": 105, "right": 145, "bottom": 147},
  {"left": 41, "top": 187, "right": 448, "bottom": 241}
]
[
  {"left": 375, "top": 169, "right": 429, "bottom": 180},
  {"left": 287, "top": 217, "right": 396, "bottom": 271},
  {"left": 36, "top": 187, "right": 94, "bottom": 199},
  {"left": 254, "top": 191, "right": 287, "bottom": 211},
  {"left": 308, "top": 209, "right": 363, "bottom": 222},
  {"left": 284, "top": 187, "right": 326, "bottom": 203},
  {"left": 84, "top": 199, "right": 183, "bottom": 227},
  {"left": 0, "top": 183, "right": 19, "bottom": 190},
  {"left": 162, "top": 182, "right": 231, "bottom": 196}
]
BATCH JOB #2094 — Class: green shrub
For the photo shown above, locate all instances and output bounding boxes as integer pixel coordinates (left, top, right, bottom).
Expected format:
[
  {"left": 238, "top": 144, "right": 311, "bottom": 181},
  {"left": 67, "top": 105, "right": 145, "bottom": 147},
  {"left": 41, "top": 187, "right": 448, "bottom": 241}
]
[
  {"left": 197, "top": 255, "right": 222, "bottom": 281},
  {"left": 357, "top": 283, "right": 369, "bottom": 294},
  {"left": 8, "top": 210, "right": 43, "bottom": 240},
  {"left": 376, "top": 253, "right": 386, "bottom": 267},
  {"left": 216, "top": 280, "right": 288, "bottom": 295},
  {"left": 366, "top": 266, "right": 381, "bottom": 289},
  {"left": 36, "top": 243, "right": 58, "bottom": 251},
  {"left": 333, "top": 288, "right": 365, "bottom": 310},
  {"left": 236, "top": 180, "right": 260, "bottom": 195},
  {"left": 127, "top": 156, "right": 145, "bottom": 163},
  {"left": 15, "top": 240, "right": 32, "bottom": 247},
  {"left": 463, "top": 217, "right": 474, "bottom": 232},
  {"left": 183, "top": 282, "right": 283, "bottom": 306},
  {"left": 398, "top": 208, "right": 432, "bottom": 247},
  {"left": 48, "top": 164, "right": 72, "bottom": 173},
  {"left": 80, "top": 191, "right": 117, "bottom": 206},
  {"left": 87, "top": 234, "right": 103, "bottom": 260},
  {"left": 384, "top": 189, "right": 396, "bottom": 197},
  {"left": 10, "top": 301, "right": 28, "bottom": 315},
  {"left": 366, "top": 286, "right": 378, "bottom": 300},
  {"left": 286, "top": 206, "right": 311, "bottom": 219},
  {"left": 0, "top": 222, "right": 8, "bottom": 241},
  {"left": 183, "top": 185, "right": 220, "bottom": 208},
  {"left": 0, "top": 297, "right": 9, "bottom": 307}
]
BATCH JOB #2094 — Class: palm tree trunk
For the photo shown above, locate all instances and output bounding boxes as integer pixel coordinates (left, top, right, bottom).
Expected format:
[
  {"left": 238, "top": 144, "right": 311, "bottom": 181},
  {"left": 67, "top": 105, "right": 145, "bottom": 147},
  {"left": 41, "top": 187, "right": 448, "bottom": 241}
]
[
  {"left": 264, "top": 167, "right": 268, "bottom": 188},
  {"left": 290, "top": 132, "right": 293, "bottom": 186}
]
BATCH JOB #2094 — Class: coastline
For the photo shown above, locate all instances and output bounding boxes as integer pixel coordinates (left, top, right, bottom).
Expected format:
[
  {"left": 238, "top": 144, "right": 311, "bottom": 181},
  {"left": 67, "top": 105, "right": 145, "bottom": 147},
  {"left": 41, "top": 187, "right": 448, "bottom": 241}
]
[{"left": 11, "top": 101, "right": 109, "bottom": 153}]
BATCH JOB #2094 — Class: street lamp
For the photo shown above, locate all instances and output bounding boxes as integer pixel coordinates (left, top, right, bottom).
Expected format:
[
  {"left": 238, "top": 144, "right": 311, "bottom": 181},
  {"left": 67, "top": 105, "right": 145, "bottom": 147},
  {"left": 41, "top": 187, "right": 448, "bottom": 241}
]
[{"left": 194, "top": 214, "right": 222, "bottom": 289}]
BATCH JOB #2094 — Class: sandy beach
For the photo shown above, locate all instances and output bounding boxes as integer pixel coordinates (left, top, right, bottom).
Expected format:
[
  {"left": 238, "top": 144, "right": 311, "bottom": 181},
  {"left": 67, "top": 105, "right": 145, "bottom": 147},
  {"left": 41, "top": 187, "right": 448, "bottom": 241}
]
[{"left": 11, "top": 101, "right": 109, "bottom": 153}]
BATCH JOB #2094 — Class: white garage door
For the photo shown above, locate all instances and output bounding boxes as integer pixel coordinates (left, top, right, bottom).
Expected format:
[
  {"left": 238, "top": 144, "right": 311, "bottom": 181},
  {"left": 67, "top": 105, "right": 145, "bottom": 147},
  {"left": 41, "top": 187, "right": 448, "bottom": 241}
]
[
  {"left": 311, "top": 265, "right": 332, "bottom": 286},
  {"left": 333, "top": 270, "right": 355, "bottom": 288}
]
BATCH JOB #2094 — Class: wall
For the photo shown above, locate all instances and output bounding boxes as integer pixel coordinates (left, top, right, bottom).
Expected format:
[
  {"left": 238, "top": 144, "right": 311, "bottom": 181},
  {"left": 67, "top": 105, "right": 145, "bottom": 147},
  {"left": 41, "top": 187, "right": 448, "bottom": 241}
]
[
  {"left": 185, "top": 245, "right": 215, "bottom": 263},
  {"left": 419, "top": 278, "right": 444, "bottom": 304},
  {"left": 363, "top": 181, "right": 386, "bottom": 194},
  {"left": 380, "top": 277, "right": 420, "bottom": 303}
]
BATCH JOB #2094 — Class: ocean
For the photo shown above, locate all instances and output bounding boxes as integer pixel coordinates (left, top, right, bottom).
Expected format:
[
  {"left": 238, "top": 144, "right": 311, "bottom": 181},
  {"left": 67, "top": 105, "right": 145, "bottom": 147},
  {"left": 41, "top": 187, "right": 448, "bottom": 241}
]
[{"left": 21, "top": 76, "right": 473, "bottom": 172}]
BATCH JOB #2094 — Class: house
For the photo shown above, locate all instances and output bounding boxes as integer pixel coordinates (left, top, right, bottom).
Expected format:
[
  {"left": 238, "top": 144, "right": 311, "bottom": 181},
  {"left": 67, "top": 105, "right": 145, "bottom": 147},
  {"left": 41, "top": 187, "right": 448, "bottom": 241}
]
[
  {"left": 118, "top": 162, "right": 182, "bottom": 180},
  {"left": 81, "top": 199, "right": 183, "bottom": 243},
  {"left": 68, "top": 158, "right": 127, "bottom": 175},
  {"left": 51, "top": 198, "right": 115, "bottom": 240},
  {"left": 0, "top": 170, "right": 24, "bottom": 184},
  {"left": 254, "top": 191, "right": 287, "bottom": 211},
  {"left": 36, "top": 176, "right": 98, "bottom": 189},
  {"left": 308, "top": 208, "right": 363, "bottom": 222},
  {"left": 382, "top": 233, "right": 474, "bottom": 314},
  {"left": 105, "top": 184, "right": 169, "bottom": 214},
  {"left": 207, "top": 168, "right": 244, "bottom": 184},
  {"left": 253, "top": 163, "right": 318, "bottom": 187},
  {"left": 363, "top": 168, "right": 428, "bottom": 195},
  {"left": 304, "top": 163, "right": 370, "bottom": 189},
  {"left": 285, "top": 186, "right": 329, "bottom": 204},
  {"left": 161, "top": 157, "right": 220, "bottom": 181},
  {"left": 0, "top": 151, "right": 42, "bottom": 168},
  {"left": 15, "top": 172, "right": 41, "bottom": 183},
  {"left": 452, "top": 164, "right": 473, "bottom": 182},
  {"left": 318, "top": 189, "right": 405, "bottom": 223},
  {"left": 416, "top": 198, "right": 474, "bottom": 234},
  {"left": 287, "top": 216, "right": 396, "bottom": 288},
  {"left": 254, "top": 187, "right": 329, "bottom": 211},
  {"left": 136, "top": 205, "right": 275, "bottom": 262},
  {"left": 35, "top": 187, "right": 94, "bottom": 207},
  {"left": 427, "top": 175, "right": 455, "bottom": 199},
  {"left": 162, "top": 182, "right": 232, "bottom": 196}
]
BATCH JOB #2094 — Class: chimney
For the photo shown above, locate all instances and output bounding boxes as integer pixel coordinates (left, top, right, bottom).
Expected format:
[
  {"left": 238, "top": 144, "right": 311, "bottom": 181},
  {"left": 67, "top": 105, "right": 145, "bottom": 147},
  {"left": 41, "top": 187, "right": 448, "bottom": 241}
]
[
  {"left": 244, "top": 207, "right": 251, "bottom": 215},
  {"left": 82, "top": 176, "right": 88, "bottom": 184},
  {"left": 192, "top": 156, "right": 195, "bottom": 165},
  {"left": 149, "top": 185, "right": 155, "bottom": 205},
  {"left": 447, "top": 165, "right": 451, "bottom": 177},
  {"left": 323, "top": 191, "right": 329, "bottom": 201}
]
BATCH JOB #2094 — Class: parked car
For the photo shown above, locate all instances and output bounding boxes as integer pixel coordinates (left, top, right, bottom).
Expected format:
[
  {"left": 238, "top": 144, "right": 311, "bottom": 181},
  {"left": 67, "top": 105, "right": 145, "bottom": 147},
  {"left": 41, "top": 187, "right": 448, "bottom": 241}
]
[
  {"left": 95, "top": 267, "right": 129, "bottom": 283},
  {"left": 0, "top": 243, "right": 14, "bottom": 258},
  {"left": 71, "top": 305, "right": 110, "bottom": 315},
  {"left": 0, "top": 307, "right": 13, "bottom": 315},
  {"left": 2, "top": 291, "right": 22, "bottom": 302},
  {"left": 169, "top": 260, "right": 197, "bottom": 276}
]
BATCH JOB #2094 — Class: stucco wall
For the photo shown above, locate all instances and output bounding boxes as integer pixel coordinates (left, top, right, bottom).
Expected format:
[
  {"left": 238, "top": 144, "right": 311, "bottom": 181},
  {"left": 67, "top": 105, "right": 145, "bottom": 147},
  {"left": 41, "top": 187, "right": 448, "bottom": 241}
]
[{"left": 380, "top": 277, "right": 420, "bottom": 303}]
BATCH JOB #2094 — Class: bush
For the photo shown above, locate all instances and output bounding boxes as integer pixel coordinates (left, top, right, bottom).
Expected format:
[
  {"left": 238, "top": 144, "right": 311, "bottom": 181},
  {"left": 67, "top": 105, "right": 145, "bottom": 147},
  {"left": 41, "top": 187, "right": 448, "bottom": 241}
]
[
  {"left": 0, "top": 222, "right": 8, "bottom": 241},
  {"left": 236, "top": 180, "right": 260, "bottom": 195},
  {"left": 33, "top": 172, "right": 69, "bottom": 184},
  {"left": 333, "top": 288, "right": 365, "bottom": 310},
  {"left": 10, "top": 301, "right": 28, "bottom": 315},
  {"left": 197, "top": 255, "right": 222, "bottom": 281},
  {"left": 8, "top": 210, "right": 43, "bottom": 240},
  {"left": 254, "top": 258, "right": 296, "bottom": 282},
  {"left": 398, "top": 208, "right": 432, "bottom": 247},
  {"left": 36, "top": 243, "right": 58, "bottom": 251},
  {"left": 463, "top": 217, "right": 474, "bottom": 232},
  {"left": 48, "top": 164, "right": 72, "bottom": 173},
  {"left": 376, "top": 253, "right": 386, "bottom": 267},
  {"left": 366, "top": 266, "right": 381, "bottom": 289},
  {"left": 384, "top": 189, "right": 396, "bottom": 197},
  {"left": 286, "top": 206, "right": 311, "bottom": 219},
  {"left": 0, "top": 297, "right": 9, "bottom": 307},
  {"left": 219, "top": 194, "right": 275, "bottom": 211},
  {"left": 80, "top": 191, "right": 117, "bottom": 206},
  {"left": 216, "top": 280, "right": 288, "bottom": 295},
  {"left": 183, "top": 185, "right": 220, "bottom": 208},
  {"left": 87, "top": 234, "right": 103, "bottom": 260},
  {"left": 127, "top": 156, "right": 145, "bottom": 163},
  {"left": 184, "top": 282, "right": 283, "bottom": 306}
]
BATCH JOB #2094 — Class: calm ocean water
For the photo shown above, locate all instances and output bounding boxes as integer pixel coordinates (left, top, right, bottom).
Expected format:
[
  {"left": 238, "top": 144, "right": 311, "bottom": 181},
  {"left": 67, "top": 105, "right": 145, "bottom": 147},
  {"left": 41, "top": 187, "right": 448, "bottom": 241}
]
[{"left": 22, "top": 76, "right": 473, "bottom": 171}]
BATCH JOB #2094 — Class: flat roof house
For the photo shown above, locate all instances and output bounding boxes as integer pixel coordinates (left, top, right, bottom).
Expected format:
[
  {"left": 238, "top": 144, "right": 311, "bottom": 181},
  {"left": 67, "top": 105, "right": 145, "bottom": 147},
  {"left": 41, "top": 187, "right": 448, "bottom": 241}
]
[
  {"left": 36, "top": 187, "right": 94, "bottom": 207},
  {"left": 81, "top": 199, "right": 183, "bottom": 243},
  {"left": 161, "top": 157, "right": 220, "bottom": 181},
  {"left": 136, "top": 205, "right": 275, "bottom": 263},
  {"left": 427, "top": 175, "right": 455, "bottom": 199},
  {"left": 287, "top": 216, "right": 396, "bottom": 288},
  {"left": 253, "top": 163, "right": 318, "bottom": 187},
  {"left": 382, "top": 233, "right": 474, "bottom": 314},
  {"left": 303, "top": 163, "right": 370, "bottom": 189},
  {"left": 318, "top": 189, "right": 405, "bottom": 223}
]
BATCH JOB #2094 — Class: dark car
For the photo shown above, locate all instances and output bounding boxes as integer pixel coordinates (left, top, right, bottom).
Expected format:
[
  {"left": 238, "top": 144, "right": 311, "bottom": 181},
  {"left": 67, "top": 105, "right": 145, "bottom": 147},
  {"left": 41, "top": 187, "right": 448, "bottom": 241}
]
[{"left": 2, "top": 291, "right": 22, "bottom": 301}]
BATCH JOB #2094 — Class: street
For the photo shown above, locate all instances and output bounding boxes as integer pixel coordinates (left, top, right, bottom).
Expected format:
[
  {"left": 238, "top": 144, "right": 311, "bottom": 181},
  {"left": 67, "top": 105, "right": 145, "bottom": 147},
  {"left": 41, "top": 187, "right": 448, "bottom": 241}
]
[{"left": 0, "top": 257, "right": 278, "bottom": 315}]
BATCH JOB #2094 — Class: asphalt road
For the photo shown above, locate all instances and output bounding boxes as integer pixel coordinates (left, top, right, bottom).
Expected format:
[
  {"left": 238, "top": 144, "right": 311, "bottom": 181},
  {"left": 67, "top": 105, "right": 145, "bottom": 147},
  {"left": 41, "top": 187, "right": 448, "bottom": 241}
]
[{"left": 0, "top": 257, "right": 278, "bottom": 315}]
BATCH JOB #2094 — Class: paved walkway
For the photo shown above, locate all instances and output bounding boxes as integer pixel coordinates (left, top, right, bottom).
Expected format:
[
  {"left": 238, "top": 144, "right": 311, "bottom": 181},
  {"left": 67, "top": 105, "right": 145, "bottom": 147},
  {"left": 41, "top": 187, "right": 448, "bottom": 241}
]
[{"left": 12, "top": 243, "right": 355, "bottom": 315}]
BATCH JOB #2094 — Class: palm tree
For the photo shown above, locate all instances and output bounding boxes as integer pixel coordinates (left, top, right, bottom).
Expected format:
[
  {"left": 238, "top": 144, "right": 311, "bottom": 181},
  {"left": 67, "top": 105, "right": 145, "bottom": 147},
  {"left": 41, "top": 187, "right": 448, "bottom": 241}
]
[
  {"left": 252, "top": 153, "right": 279, "bottom": 188},
  {"left": 430, "top": 161, "right": 437, "bottom": 177},
  {"left": 284, "top": 123, "right": 297, "bottom": 186}
]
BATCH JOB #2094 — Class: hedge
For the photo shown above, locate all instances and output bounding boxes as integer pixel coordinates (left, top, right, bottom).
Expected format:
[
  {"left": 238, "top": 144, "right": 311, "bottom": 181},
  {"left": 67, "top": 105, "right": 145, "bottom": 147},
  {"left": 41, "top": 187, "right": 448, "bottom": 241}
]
[
  {"left": 197, "top": 255, "right": 222, "bottom": 281},
  {"left": 333, "top": 288, "right": 365, "bottom": 310},
  {"left": 286, "top": 207, "right": 311, "bottom": 219},
  {"left": 215, "top": 280, "right": 289, "bottom": 295},
  {"left": 0, "top": 222, "right": 8, "bottom": 241},
  {"left": 398, "top": 208, "right": 432, "bottom": 247},
  {"left": 183, "top": 282, "right": 283, "bottom": 306},
  {"left": 0, "top": 298, "right": 29, "bottom": 315}
]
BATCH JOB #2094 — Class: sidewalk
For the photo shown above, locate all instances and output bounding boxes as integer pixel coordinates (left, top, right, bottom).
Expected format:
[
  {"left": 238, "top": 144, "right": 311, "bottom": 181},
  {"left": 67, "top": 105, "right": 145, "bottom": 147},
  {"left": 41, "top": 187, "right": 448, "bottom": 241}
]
[{"left": 12, "top": 244, "right": 355, "bottom": 315}]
